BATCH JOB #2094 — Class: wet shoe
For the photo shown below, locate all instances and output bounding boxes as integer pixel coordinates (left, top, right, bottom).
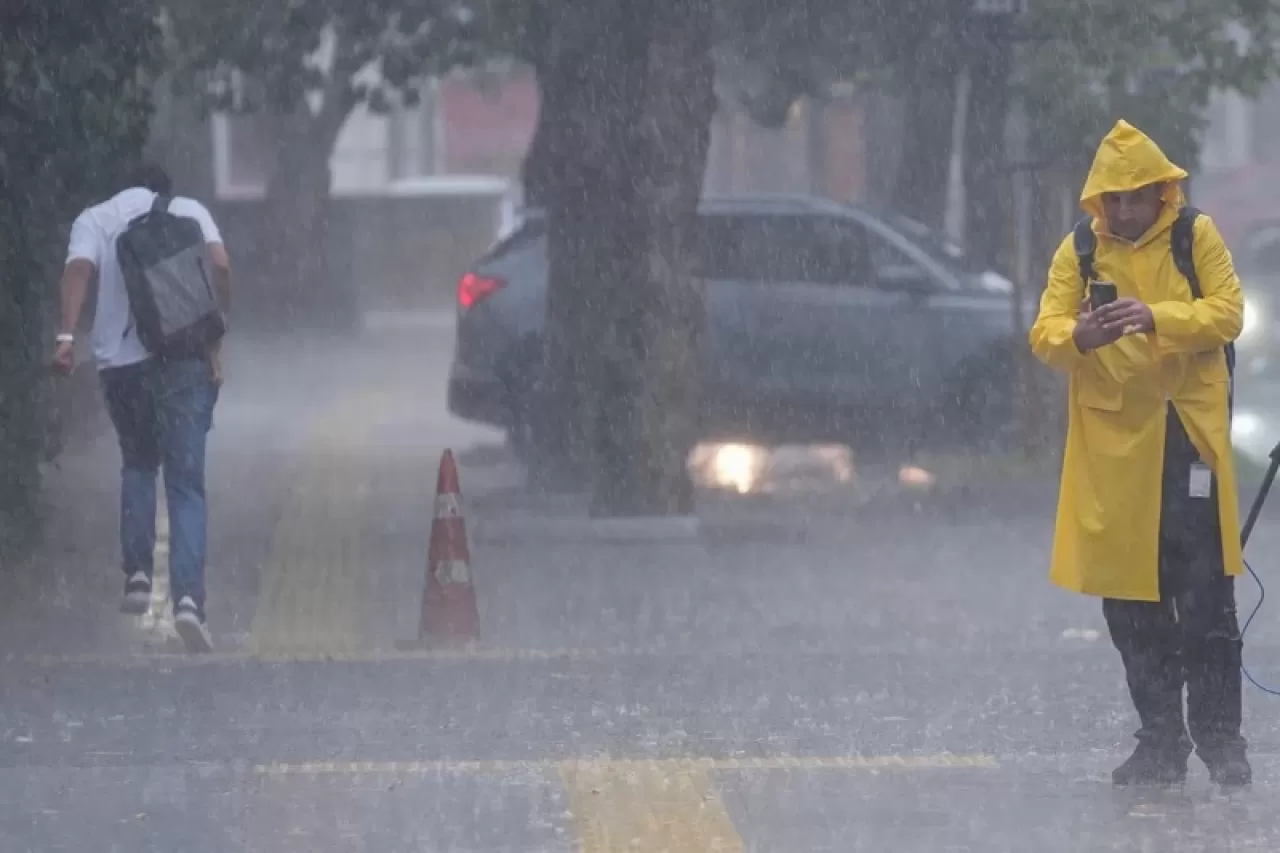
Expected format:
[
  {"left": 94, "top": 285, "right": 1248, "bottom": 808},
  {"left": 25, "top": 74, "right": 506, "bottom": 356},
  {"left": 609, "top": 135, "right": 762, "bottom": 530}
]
[
  {"left": 120, "top": 572, "right": 152, "bottom": 614},
  {"left": 174, "top": 596, "right": 213, "bottom": 654},
  {"left": 1204, "top": 749, "right": 1252, "bottom": 788},
  {"left": 1112, "top": 743, "right": 1188, "bottom": 787}
]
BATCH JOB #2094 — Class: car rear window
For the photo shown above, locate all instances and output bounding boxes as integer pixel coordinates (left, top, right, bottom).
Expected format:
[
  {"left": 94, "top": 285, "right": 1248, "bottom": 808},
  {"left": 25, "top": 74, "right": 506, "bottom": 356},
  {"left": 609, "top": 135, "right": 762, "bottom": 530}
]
[
  {"left": 484, "top": 217, "right": 548, "bottom": 263},
  {"left": 484, "top": 211, "right": 863, "bottom": 284}
]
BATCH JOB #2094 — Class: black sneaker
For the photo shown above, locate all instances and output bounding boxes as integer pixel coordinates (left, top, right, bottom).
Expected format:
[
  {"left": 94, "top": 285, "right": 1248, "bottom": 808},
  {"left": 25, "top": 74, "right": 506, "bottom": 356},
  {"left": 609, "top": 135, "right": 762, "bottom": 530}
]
[
  {"left": 174, "top": 596, "right": 213, "bottom": 654},
  {"left": 1112, "top": 743, "right": 1189, "bottom": 787},
  {"left": 120, "top": 572, "right": 152, "bottom": 614}
]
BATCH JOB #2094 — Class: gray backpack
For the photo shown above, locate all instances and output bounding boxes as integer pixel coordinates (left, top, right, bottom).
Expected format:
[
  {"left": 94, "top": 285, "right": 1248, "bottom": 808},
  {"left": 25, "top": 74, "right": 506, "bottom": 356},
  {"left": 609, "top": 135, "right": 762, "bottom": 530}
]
[{"left": 116, "top": 194, "right": 226, "bottom": 358}]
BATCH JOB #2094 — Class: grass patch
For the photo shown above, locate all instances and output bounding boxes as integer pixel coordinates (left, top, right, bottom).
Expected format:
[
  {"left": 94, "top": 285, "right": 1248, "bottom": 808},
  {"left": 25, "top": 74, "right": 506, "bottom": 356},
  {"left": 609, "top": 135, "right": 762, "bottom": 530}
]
[
  {"left": 910, "top": 448, "right": 1271, "bottom": 498},
  {"left": 909, "top": 448, "right": 1063, "bottom": 489}
]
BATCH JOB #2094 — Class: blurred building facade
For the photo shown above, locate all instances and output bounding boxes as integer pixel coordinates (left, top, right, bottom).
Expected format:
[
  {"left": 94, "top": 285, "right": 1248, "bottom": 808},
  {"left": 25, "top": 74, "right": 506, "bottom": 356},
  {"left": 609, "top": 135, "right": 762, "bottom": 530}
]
[
  {"left": 149, "top": 62, "right": 1280, "bottom": 221},
  {"left": 146, "top": 63, "right": 1280, "bottom": 315},
  {"left": 204, "top": 65, "right": 870, "bottom": 204},
  {"left": 166, "top": 65, "right": 876, "bottom": 315},
  {"left": 1194, "top": 81, "right": 1280, "bottom": 265}
]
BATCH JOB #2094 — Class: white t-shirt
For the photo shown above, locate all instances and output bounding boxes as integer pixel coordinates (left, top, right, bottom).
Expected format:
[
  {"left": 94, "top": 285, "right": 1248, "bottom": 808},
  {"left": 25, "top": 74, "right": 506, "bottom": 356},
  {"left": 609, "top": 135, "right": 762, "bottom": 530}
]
[{"left": 66, "top": 187, "right": 224, "bottom": 370}]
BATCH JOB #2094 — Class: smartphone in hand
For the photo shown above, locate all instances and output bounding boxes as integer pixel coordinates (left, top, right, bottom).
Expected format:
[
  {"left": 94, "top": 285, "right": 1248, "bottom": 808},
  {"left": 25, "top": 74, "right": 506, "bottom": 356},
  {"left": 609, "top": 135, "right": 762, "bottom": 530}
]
[{"left": 1089, "top": 281, "right": 1118, "bottom": 312}]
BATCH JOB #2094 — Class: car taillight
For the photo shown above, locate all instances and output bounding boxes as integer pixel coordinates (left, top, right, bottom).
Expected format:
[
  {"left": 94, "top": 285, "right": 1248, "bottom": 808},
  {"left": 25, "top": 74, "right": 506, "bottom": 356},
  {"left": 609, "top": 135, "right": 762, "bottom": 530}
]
[{"left": 458, "top": 272, "right": 505, "bottom": 309}]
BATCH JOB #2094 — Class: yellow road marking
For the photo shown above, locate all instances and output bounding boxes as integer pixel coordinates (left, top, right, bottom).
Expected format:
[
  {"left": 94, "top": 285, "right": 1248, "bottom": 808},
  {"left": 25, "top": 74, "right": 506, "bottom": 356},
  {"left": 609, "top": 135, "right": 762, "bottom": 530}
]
[
  {"left": 8, "top": 645, "right": 605, "bottom": 668},
  {"left": 244, "top": 754, "right": 996, "bottom": 851},
  {"left": 252, "top": 754, "right": 999, "bottom": 777},
  {"left": 138, "top": 504, "right": 176, "bottom": 643},
  {"left": 250, "top": 393, "right": 387, "bottom": 656},
  {"left": 250, "top": 754, "right": 994, "bottom": 851},
  {"left": 562, "top": 760, "right": 743, "bottom": 852}
]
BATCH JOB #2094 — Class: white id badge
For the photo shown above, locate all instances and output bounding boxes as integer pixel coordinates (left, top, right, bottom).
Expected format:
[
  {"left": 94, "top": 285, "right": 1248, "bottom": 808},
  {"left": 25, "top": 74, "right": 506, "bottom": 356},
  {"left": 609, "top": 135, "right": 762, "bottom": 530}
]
[{"left": 1189, "top": 462, "right": 1212, "bottom": 499}]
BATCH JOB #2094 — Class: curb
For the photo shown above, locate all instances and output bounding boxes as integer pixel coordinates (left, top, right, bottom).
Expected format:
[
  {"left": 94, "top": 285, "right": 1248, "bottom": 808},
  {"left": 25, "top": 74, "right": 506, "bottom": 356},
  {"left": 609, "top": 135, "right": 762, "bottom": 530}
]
[
  {"left": 473, "top": 513, "right": 702, "bottom": 545},
  {"left": 464, "top": 478, "right": 1062, "bottom": 545}
]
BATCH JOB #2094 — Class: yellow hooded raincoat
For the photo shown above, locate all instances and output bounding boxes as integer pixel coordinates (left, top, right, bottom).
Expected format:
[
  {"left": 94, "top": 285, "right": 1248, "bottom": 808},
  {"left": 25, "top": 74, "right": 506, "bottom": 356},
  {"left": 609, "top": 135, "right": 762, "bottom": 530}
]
[{"left": 1030, "top": 120, "right": 1245, "bottom": 602}]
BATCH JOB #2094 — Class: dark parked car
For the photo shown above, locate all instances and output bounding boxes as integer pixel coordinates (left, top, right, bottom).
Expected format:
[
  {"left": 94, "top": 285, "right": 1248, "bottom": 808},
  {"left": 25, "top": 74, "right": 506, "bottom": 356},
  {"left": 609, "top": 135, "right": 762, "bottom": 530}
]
[{"left": 448, "top": 194, "right": 1029, "bottom": 466}]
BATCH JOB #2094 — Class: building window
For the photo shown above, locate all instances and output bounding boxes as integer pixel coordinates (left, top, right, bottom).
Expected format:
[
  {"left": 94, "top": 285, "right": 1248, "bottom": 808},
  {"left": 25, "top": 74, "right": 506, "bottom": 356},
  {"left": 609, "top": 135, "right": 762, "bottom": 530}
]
[
  {"left": 227, "top": 113, "right": 271, "bottom": 188},
  {"left": 213, "top": 111, "right": 271, "bottom": 198},
  {"left": 387, "top": 81, "right": 442, "bottom": 181}
]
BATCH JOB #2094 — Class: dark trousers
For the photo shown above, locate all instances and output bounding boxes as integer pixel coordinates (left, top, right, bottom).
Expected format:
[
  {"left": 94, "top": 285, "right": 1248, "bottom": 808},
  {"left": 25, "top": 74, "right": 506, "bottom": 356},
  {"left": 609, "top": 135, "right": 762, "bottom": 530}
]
[{"left": 1102, "top": 405, "right": 1246, "bottom": 760}]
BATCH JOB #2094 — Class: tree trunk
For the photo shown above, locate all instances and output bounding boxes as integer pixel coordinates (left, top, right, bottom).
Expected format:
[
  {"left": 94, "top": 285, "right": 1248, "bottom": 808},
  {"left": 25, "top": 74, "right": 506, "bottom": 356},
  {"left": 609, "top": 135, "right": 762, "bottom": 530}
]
[
  {"left": 517, "top": 1, "right": 556, "bottom": 209},
  {"left": 961, "top": 15, "right": 1014, "bottom": 271},
  {"left": 521, "top": 89, "right": 554, "bottom": 209},
  {"left": 258, "top": 96, "right": 351, "bottom": 330},
  {"left": 896, "top": 38, "right": 957, "bottom": 228},
  {"left": 541, "top": 0, "right": 715, "bottom": 516},
  {"left": 535, "top": 48, "right": 594, "bottom": 487},
  {"left": 598, "top": 0, "right": 715, "bottom": 515},
  {"left": 522, "top": 56, "right": 562, "bottom": 210}
]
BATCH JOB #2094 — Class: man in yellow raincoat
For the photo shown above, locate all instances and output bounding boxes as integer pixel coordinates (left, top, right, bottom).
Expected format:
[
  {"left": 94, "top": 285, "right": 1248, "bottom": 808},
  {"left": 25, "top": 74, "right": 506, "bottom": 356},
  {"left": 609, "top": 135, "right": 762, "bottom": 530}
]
[{"left": 1030, "top": 120, "right": 1251, "bottom": 787}]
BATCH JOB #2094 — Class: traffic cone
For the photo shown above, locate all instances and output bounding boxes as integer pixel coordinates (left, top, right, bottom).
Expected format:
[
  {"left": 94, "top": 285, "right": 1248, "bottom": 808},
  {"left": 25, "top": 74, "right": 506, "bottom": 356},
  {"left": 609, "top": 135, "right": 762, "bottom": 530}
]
[{"left": 418, "top": 449, "right": 480, "bottom": 644}]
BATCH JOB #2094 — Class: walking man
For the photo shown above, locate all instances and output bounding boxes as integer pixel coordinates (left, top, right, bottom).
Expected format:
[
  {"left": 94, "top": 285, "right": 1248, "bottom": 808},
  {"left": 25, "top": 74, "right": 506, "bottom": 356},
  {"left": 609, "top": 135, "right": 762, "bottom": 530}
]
[
  {"left": 52, "top": 164, "right": 230, "bottom": 653},
  {"left": 1030, "top": 120, "right": 1251, "bottom": 787}
]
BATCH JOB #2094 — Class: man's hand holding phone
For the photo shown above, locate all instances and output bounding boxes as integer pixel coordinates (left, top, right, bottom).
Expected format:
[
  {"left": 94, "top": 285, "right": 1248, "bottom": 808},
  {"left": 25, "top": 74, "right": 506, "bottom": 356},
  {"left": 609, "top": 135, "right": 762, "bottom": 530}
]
[
  {"left": 1097, "top": 297, "right": 1155, "bottom": 337},
  {"left": 1074, "top": 297, "right": 1124, "bottom": 353},
  {"left": 1075, "top": 282, "right": 1154, "bottom": 352}
]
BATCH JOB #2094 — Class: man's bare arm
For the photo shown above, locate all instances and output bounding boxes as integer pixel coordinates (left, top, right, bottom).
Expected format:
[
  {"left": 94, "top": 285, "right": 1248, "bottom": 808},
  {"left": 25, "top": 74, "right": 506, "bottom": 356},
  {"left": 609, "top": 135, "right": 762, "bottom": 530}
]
[
  {"left": 59, "top": 259, "right": 95, "bottom": 336},
  {"left": 208, "top": 242, "right": 232, "bottom": 314}
]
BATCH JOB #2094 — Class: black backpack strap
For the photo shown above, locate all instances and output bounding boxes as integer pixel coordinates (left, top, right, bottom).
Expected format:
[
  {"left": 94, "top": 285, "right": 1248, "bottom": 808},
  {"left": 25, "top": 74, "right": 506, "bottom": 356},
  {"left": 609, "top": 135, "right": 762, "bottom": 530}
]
[
  {"left": 1171, "top": 205, "right": 1201, "bottom": 298},
  {"left": 151, "top": 193, "right": 172, "bottom": 213},
  {"left": 1072, "top": 217, "right": 1097, "bottom": 291},
  {"left": 1172, "top": 205, "right": 1237, "bottom": 412}
]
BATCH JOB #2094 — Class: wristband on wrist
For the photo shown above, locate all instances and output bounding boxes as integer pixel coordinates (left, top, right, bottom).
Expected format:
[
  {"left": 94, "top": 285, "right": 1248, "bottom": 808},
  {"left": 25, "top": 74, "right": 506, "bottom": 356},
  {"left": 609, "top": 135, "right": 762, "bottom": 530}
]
[{"left": 55, "top": 333, "right": 74, "bottom": 344}]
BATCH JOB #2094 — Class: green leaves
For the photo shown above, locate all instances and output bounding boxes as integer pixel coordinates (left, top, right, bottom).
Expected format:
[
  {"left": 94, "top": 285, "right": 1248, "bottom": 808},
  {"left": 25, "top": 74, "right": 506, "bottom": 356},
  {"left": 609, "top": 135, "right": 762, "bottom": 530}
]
[
  {"left": 714, "top": 0, "right": 1278, "bottom": 168},
  {"left": 1021, "top": 0, "right": 1279, "bottom": 169},
  {"left": 162, "top": 0, "right": 488, "bottom": 117},
  {"left": 717, "top": 0, "right": 957, "bottom": 109},
  {"left": 1, "top": 1, "right": 163, "bottom": 537}
]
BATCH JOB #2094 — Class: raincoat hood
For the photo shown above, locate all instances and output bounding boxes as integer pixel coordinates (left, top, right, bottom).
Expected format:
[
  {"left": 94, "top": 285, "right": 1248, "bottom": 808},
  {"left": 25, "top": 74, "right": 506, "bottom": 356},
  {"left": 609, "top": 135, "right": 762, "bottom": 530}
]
[{"left": 1079, "top": 120, "right": 1189, "bottom": 224}]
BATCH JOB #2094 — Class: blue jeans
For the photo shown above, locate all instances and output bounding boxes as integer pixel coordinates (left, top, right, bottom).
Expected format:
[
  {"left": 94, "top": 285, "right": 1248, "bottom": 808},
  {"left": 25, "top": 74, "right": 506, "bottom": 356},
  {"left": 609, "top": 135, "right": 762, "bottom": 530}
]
[{"left": 101, "top": 357, "right": 218, "bottom": 617}]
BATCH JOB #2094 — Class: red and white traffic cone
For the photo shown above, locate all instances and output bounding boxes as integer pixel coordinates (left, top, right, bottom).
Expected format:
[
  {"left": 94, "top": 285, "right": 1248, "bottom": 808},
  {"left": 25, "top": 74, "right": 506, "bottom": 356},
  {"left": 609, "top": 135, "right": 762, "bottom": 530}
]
[{"left": 417, "top": 450, "right": 479, "bottom": 645}]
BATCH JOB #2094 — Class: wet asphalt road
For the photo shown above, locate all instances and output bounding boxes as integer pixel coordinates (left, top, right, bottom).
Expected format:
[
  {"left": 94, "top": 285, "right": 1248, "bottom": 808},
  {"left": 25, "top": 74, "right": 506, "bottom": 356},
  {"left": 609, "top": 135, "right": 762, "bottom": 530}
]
[{"left": 3, "top": 314, "right": 1280, "bottom": 852}]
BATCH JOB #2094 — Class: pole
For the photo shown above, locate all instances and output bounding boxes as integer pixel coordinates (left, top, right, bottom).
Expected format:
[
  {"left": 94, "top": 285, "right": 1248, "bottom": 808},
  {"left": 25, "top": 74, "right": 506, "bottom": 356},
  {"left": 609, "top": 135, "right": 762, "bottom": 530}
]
[
  {"left": 1241, "top": 441, "right": 1280, "bottom": 548},
  {"left": 1001, "top": 11, "right": 1039, "bottom": 455},
  {"left": 944, "top": 67, "right": 971, "bottom": 245}
]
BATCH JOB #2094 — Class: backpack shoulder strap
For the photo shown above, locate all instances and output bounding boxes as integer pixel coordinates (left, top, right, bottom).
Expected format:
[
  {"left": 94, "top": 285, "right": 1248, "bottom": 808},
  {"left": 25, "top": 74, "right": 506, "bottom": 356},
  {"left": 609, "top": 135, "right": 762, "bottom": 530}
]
[
  {"left": 151, "top": 193, "right": 172, "bottom": 214},
  {"left": 1171, "top": 205, "right": 1201, "bottom": 299},
  {"left": 1072, "top": 217, "right": 1097, "bottom": 290},
  {"left": 1171, "top": 205, "right": 1237, "bottom": 405}
]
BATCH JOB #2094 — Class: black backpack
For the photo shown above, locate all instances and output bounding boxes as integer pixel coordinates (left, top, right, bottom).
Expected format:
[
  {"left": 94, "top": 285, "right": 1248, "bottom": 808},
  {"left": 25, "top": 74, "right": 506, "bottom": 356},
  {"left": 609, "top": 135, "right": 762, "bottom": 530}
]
[
  {"left": 116, "top": 194, "right": 226, "bottom": 359},
  {"left": 1073, "top": 205, "right": 1236, "bottom": 410}
]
